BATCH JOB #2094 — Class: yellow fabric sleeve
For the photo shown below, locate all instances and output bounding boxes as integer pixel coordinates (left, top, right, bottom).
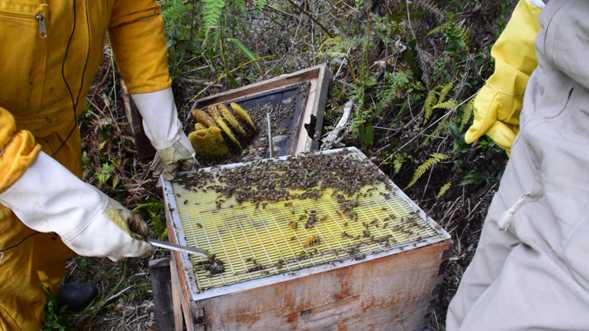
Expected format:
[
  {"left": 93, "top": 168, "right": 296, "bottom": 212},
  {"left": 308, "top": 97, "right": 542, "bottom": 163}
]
[
  {"left": 108, "top": 0, "right": 172, "bottom": 94},
  {"left": 0, "top": 108, "right": 41, "bottom": 194},
  {"left": 465, "top": 0, "right": 543, "bottom": 155}
]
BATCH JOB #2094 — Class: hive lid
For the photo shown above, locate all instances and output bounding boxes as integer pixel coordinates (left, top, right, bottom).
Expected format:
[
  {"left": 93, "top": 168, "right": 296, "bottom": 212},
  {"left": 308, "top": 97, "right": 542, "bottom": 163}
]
[{"left": 162, "top": 147, "right": 450, "bottom": 301}]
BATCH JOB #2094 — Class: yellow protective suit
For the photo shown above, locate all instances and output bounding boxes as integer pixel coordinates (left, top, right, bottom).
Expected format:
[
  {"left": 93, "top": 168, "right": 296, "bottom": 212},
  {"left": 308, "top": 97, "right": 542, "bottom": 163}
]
[
  {"left": 0, "top": 0, "right": 171, "bottom": 329},
  {"left": 464, "top": 0, "right": 543, "bottom": 155}
]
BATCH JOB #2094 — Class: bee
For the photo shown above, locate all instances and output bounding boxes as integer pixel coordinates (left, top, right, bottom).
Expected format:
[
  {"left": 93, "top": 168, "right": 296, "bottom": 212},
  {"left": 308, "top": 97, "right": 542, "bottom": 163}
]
[
  {"left": 303, "top": 235, "right": 319, "bottom": 248},
  {"left": 344, "top": 221, "right": 349, "bottom": 227},
  {"left": 383, "top": 222, "right": 389, "bottom": 229},
  {"left": 255, "top": 202, "right": 260, "bottom": 209},
  {"left": 196, "top": 223, "right": 203, "bottom": 229},
  {"left": 262, "top": 202, "right": 268, "bottom": 209},
  {"left": 175, "top": 193, "right": 181, "bottom": 198},
  {"left": 290, "top": 236, "right": 296, "bottom": 241},
  {"left": 183, "top": 199, "right": 188, "bottom": 205},
  {"left": 288, "top": 221, "right": 298, "bottom": 230}
]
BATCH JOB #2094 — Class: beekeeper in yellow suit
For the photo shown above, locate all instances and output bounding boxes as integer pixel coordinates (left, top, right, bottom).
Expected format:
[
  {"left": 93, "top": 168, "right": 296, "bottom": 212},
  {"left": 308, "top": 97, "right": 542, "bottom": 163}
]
[
  {"left": 448, "top": 0, "right": 589, "bottom": 329},
  {"left": 0, "top": 0, "right": 196, "bottom": 329}
]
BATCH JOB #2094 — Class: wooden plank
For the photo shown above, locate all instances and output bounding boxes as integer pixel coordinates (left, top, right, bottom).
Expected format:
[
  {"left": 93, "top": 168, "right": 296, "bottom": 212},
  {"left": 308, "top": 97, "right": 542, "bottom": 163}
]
[
  {"left": 196, "top": 240, "right": 451, "bottom": 331},
  {"left": 148, "top": 258, "right": 176, "bottom": 331},
  {"left": 170, "top": 265, "right": 184, "bottom": 331},
  {"left": 164, "top": 201, "right": 198, "bottom": 331},
  {"left": 190, "top": 66, "right": 322, "bottom": 111}
]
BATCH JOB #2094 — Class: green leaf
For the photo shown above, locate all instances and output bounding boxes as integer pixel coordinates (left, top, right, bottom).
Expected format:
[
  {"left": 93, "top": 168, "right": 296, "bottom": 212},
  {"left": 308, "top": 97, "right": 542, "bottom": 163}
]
[
  {"left": 402, "top": 40, "right": 423, "bottom": 81},
  {"left": 228, "top": 38, "right": 262, "bottom": 73},
  {"left": 358, "top": 121, "right": 374, "bottom": 151},
  {"left": 227, "top": 71, "right": 239, "bottom": 88}
]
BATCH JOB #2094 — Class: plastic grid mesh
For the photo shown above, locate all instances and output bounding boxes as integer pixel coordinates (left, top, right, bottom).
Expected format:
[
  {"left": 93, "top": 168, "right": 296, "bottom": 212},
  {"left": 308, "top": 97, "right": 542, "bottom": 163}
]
[{"left": 170, "top": 153, "right": 441, "bottom": 291}]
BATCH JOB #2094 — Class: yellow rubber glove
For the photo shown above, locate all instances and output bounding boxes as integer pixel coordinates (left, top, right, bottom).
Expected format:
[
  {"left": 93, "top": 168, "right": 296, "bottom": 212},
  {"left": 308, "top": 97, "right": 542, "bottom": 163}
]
[{"left": 465, "top": 0, "right": 543, "bottom": 155}]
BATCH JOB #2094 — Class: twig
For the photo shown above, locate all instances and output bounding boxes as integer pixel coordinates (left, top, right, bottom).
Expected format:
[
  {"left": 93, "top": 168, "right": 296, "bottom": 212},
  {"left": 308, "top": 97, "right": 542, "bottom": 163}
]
[
  {"left": 321, "top": 97, "right": 357, "bottom": 150},
  {"left": 377, "top": 93, "right": 477, "bottom": 166},
  {"left": 103, "top": 286, "right": 133, "bottom": 305},
  {"left": 285, "top": 0, "right": 334, "bottom": 38}
]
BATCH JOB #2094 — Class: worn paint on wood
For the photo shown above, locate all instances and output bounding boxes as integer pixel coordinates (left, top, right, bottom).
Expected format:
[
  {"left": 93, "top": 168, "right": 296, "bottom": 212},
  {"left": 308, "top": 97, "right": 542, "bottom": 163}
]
[{"left": 175, "top": 240, "right": 450, "bottom": 331}]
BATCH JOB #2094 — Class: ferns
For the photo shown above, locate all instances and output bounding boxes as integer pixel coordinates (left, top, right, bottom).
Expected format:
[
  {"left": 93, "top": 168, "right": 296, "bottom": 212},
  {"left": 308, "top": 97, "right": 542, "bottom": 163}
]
[
  {"left": 393, "top": 153, "right": 411, "bottom": 173},
  {"left": 133, "top": 201, "right": 167, "bottom": 240},
  {"left": 460, "top": 98, "right": 475, "bottom": 131},
  {"left": 437, "top": 182, "right": 452, "bottom": 198},
  {"left": 405, "top": 153, "right": 449, "bottom": 189},
  {"left": 202, "top": 0, "right": 225, "bottom": 36},
  {"left": 424, "top": 81, "right": 456, "bottom": 123},
  {"left": 254, "top": 0, "right": 267, "bottom": 10}
]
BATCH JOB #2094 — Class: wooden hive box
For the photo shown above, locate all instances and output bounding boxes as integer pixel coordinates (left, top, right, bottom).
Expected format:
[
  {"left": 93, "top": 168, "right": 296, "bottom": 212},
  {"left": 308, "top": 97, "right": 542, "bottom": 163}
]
[{"left": 162, "top": 148, "right": 451, "bottom": 331}]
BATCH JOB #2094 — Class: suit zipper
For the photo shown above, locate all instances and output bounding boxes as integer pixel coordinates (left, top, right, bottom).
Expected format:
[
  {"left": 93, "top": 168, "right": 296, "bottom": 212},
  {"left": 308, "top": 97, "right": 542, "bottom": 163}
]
[
  {"left": 0, "top": 8, "right": 47, "bottom": 38},
  {"left": 34, "top": 14, "right": 47, "bottom": 38}
]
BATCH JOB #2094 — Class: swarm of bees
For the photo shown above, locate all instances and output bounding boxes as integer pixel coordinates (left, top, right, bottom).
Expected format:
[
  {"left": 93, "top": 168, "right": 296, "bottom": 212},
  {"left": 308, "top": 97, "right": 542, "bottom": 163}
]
[
  {"left": 180, "top": 149, "right": 393, "bottom": 205},
  {"left": 178, "top": 150, "right": 436, "bottom": 279}
]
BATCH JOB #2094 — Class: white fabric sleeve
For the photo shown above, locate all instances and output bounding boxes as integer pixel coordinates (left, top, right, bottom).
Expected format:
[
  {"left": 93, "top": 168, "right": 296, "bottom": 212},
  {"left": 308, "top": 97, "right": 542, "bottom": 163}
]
[
  {"left": 131, "top": 87, "right": 183, "bottom": 150},
  {"left": 0, "top": 152, "right": 152, "bottom": 260}
]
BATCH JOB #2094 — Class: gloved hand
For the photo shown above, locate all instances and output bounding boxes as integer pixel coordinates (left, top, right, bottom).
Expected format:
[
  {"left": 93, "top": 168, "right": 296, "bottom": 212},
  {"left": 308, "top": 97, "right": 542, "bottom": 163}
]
[
  {"left": 132, "top": 87, "right": 197, "bottom": 180},
  {"left": 465, "top": 0, "right": 543, "bottom": 155},
  {"left": 0, "top": 152, "right": 153, "bottom": 261}
]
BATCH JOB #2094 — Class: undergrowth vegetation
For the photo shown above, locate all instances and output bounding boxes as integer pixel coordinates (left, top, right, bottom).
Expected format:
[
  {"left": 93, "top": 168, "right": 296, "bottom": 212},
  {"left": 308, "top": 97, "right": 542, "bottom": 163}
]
[{"left": 51, "top": 0, "right": 517, "bottom": 329}]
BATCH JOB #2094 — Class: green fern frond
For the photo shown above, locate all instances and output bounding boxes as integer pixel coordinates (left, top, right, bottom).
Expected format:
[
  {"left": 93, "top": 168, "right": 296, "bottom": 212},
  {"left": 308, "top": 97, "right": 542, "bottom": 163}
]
[
  {"left": 202, "top": 0, "right": 225, "bottom": 36},
  {"left": 460, "top": 98, "right": 475, "bottom": 131},
  {"left": 393, "top": 153, "right": 406, "bottom": 173},
  {"left": 437, "top": 182, "right": 452, "bottom": 198},
  {"left": 438, "top": 81, "right": 454, "bottom": 104},
  {"left": 405, "top": 153, "right": 449, "bottom": 189},
  {"left": 254, "top": 0, "right": 267, "bottom": 10},
  {"left": 433, "top": 100, "right": 460, "bottom": 110},
  {"left": 426, "top": 24, "right": 451, "bottom": 37},
  {"left": 424, "top": 90, "right": 438, "bottom": 123},
  {"left": 319, "top": 37, "right": 342, "bottom": 52}
]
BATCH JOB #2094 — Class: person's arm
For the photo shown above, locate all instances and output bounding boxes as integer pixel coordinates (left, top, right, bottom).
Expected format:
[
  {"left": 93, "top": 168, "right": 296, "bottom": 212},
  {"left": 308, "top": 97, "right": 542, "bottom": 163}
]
[
  {"left": 0, "top": 109, "right": 151, "bottom": 260},
  {"left": 465, "top": 0, "right": 544, "bottom": 155},
  {"left": 108, "top": 0, "right": 196, "bottom": 180}
]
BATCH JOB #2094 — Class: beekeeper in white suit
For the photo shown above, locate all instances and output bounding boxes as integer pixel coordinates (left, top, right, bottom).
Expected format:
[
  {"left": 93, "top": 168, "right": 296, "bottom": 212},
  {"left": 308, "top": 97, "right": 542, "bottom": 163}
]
[{"left": 447, "top": 0, "right": 589, "bottom": 330}]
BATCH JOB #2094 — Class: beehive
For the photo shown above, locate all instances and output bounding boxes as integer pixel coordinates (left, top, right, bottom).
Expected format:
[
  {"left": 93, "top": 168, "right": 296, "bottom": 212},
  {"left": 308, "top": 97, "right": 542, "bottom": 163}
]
[{"left": 163, "top": 147, "right": 451, "bottom": 331}]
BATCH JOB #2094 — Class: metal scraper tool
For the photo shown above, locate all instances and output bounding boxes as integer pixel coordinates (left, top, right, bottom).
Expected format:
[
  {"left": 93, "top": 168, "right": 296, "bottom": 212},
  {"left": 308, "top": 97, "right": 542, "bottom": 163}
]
[
  {"left": 148, "top": 239, "right": 210, "bottom": 258},
  {"left": 267, "top": 112, "right": 274, "bottom": 157}
]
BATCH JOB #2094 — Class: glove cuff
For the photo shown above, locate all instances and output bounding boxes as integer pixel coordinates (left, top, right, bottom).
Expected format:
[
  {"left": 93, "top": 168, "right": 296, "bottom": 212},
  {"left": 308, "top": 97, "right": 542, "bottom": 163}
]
[{"left": 131, "top": 87, "right": 183, "bottom": 150}]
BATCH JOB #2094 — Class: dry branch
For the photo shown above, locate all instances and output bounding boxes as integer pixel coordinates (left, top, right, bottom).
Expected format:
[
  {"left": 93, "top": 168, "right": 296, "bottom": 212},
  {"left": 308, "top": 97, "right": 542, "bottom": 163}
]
[{"left": 321, "top": 97, "right": 357, "bottom": 151}]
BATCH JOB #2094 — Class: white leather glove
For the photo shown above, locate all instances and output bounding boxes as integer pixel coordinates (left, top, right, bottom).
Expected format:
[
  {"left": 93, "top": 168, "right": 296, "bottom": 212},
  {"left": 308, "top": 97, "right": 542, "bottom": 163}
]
[
  {"left": 0, "top": 152, "right": 153, "bottom": 261},
  {"left": 132, "top": 87, "right": 196, "bottom": 180}
]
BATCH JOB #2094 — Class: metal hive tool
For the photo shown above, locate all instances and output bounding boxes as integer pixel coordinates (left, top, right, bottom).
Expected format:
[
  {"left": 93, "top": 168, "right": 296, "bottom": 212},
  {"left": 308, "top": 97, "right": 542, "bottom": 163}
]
[{"left": 163, "top": 147, "right": 449, "bottom": 300}]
